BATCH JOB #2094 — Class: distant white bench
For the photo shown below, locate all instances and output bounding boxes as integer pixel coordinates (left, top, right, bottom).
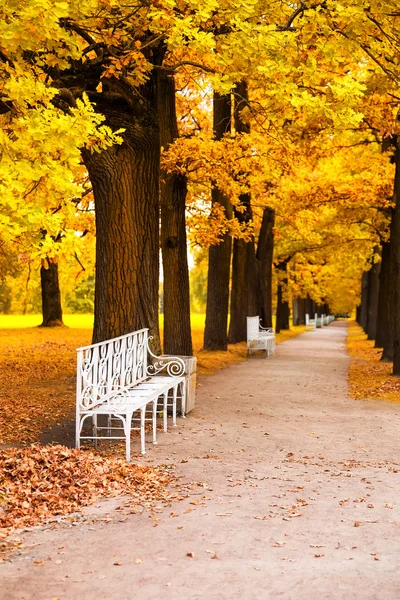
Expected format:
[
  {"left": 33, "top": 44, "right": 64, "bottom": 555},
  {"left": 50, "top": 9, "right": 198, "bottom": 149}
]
[
  {"left": 247, "top": 316, "right": 276, "bottom": 357},
  {"left": 76, "top": 329, "right": 186, "bottom": 461},
  {"left": 305, "top": 313, "right": 317, "bottom": 331}
]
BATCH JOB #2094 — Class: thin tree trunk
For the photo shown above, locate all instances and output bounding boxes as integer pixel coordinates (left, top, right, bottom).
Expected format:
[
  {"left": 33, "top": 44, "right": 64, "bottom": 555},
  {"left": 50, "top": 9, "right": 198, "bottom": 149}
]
[
  {"left": 40, "top": 258, "right": 64, "bottom": 327},
  {"left": 82, "top": 92, "right": 161, "bottom": 350},
  {"left": 375, "top": 239, "right": 392, "bottom": 350},
  {"left": 204, "top": 93, "right": 232, "bottom": 351},
  {"left": 275, "top": 260, "right": 290, "bottom": 333},
  {"left": 366, "top": 250, "right": 381, "bottom": 341},
  {"left": 228, "top": 81, "right": 259, "bottom": 343},
  {"left": 292, "top": 297, "right": 299, "bottom": 326},
  {"left": 359, "top": 272, "right": 369, "bottom": 331},
  {"left": 392, "top": 139, "right": 400, "bottom": 375},
  {"left": 229, "top": 227, "right": 259, "bottom": 343},
  {"left": 376, "top": 136, "right": 396, "bottom": 353},
  {"left": 305, "top": 294, "right": 314, "bottom": 318},
  {"left": 158, "top": 71, "right": 192, "bottom": 356},
  {"left": 297, "top": 297, "right": 306, "bottom": 325},
  {"left": 257, "top": 207, "right": 275, "bottom": 328}
]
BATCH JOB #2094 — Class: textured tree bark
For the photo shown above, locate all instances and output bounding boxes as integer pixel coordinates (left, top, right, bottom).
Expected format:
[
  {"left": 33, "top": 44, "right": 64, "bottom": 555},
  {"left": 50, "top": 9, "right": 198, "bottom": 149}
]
[
  {"left": 40, "top": 259, "right": 64, "bottom": 327},
  {"left": 375, "top": 239, "right": 393, "bottom": 353},
  {"left": 229, "top": 224, "right": 259, "bottom": 343},
  {"left": 296, "top": 297, "right": 306, "bottom": 325},
  {"left": 359, "top": 272, "right": 369, "bottom": 332},
  {"left": 392, "top": 140, "right": 400, "bottom": 375},
  {"left": 376, "top": 136, "right": 396, "bottom": 354},
  {"left": 257, "top": 207, "right": 275, "bottom": 328},
  {"left": 275, "top": 260, "right": 290, "bottom": 333},
  {"left": 158, "top": 72, "right": 192, "bottom": 356},
  {"left": 82, "top": 92, "right": 161, "bottom": 350},
  {"left": 204, "top": 93, "right": 232, "bottom": 351},
  {"left": 292, "top": 297, "right": 299, "bottom": 326},
  {"left": 366, "top": 250, "right": 381, "bottom": 341},
  {"left": 228, "top": 81, "right": 259, "bottom": 343},
  {"left": 305, "top": 294, "right": 314, "bottom": 318}
]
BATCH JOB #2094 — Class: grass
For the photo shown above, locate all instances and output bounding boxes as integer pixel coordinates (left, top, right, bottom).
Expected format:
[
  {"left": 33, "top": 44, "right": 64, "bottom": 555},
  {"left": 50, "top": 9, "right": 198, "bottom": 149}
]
[
  {"left": 0, "top": 314, "right": 94, "bottom": 329},
  {"left": 347, "top": 321, "right": 400, "bottom": 403},
  {"left": 0, "top": 313, "right": 305, "bottom": 445}
]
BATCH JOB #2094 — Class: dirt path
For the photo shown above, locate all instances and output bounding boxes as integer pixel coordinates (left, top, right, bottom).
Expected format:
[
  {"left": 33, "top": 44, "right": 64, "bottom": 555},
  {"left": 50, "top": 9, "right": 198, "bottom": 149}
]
[{"left": 3, "top": 322, "right": 400, "bottom": 600}]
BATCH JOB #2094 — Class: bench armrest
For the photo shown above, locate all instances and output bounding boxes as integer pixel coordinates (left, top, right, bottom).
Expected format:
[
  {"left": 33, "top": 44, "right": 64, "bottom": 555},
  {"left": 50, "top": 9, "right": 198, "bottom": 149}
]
[
  {"left": 146, "top": 338, "right": 185, "bottom": 377},
  {"left": 260, "top": 326, "right": 275, "bottom": 334}
]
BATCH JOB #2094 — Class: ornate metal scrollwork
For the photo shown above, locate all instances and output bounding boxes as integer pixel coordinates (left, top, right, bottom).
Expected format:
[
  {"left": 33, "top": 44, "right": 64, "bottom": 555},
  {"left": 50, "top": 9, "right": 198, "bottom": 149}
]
[{"left": 146, "top": 337, "right": 185, "bottom": 378}]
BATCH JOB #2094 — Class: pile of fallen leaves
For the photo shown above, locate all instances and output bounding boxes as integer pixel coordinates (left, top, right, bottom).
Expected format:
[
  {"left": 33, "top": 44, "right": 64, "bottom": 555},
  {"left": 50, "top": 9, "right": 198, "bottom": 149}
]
[
  {"left": 0, "top": 444, "right": 179, "bottom": 536},
  {"left": 347, "top": 323, "right": 400, "bottom": 402}
]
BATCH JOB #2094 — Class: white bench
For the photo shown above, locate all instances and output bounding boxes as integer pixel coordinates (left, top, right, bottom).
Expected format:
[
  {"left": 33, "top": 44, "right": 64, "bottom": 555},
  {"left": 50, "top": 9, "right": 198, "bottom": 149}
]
[
  {"left": 76, "top": 329, "right": 186, "bottom": 461},
  {"left": 305, "top": 313, "right": 317, "bottom": 331},
  {"left": 247, "top": 316, "right": 276, "bottom": 357}
]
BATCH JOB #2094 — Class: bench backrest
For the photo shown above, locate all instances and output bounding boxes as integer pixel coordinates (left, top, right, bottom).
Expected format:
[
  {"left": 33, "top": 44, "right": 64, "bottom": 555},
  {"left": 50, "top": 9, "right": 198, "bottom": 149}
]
[
  {"left": 247, "top": 316, "right": 260, "bottom": 342},
  {"left": 76, "top": 328, "right": 149, "bottom": 410}
]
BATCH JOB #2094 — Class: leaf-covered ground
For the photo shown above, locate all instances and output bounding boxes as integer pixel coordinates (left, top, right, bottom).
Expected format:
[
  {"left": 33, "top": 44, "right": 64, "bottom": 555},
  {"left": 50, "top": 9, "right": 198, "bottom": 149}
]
[
  {"left": 347, "top": 322, "right": 400, "bottom": 402},
  {"left": 0, "top": 444, "right": 182, "bottom": 540},
  {"left": 0, "top": 327, "right": 90, "bottom": 445},
  {"left": 0, "top": 315, "right": 305, "bottom": 445}
]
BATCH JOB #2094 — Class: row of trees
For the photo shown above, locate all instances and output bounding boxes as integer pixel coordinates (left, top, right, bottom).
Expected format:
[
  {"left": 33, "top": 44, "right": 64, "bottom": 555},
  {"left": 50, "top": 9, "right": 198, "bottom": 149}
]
[{"left": 0, "top": 1, "right": 399, "bottom": 373}]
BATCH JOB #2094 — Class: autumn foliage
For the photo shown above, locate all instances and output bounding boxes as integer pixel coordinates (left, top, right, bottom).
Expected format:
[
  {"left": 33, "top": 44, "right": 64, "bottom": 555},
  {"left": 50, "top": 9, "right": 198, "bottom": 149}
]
[{"left": 347, "top": 323, "right": 400, "bottom": 402}]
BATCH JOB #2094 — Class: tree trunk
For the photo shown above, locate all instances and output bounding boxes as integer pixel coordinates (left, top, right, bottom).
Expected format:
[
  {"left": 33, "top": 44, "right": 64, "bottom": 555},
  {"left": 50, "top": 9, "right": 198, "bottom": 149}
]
[
  {"left": 292, "top": 297, "right": 299, "bottom": 326},
  {"left": 392, "top": 139, "right": 400, "bottom": 375},
  {"left": 366, "top": 250, "right": 381, "bottom": 341},
  {"left": 204, "top": 93, "right": 232, "bottom": 351},
  {"left": 82, "top": 92, "right": 161, "bottom": 350},
  {"left": 359, "top": 272, "right": 369, "bottom": 331},
  {"left": 229, "top": 227, "right": 259, "bottom": 343},
  {"left": 40, "top": 258, "right": 64, "bottom": 327},
  {"left": 296, "top": 297, "right": 306, "bottom": 325},
  {"left": 375, "top": 239, "right": 393, "bottom": 352},
  {"left": 275, "top": 260, "right": 290, "bottom": 333},
  {"left": 257, "top": 207, "right": 275, "bottom": 328},
  {"left": 228, "top": 81, "right": 259, "bottom": 343},
  {"left": 158, "top": 72, "right": 192, "bottom": 356},
  {"left": 305, "top": 294, "right": 314, "bottom": 318}
]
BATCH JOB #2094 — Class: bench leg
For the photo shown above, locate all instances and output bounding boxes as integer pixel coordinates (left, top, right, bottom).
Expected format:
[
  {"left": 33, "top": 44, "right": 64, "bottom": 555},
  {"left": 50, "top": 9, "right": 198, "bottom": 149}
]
[
  {"left": 152, "top": 399, "right": 158, "bottom": 445},
  {"left": 140, "top": 406, "right": 146, "bottom": 455},
  {"left": 172, "top": 385, "right": 177, "bottom": 427},
  {"left": 124, "top": 414, "right": 131, "bottom": 463},
  {"left": 92, "top": 415, "right": 98, "bottom": 449},
  {"left": 181, "top": 380, "right": 186, "bottom": 418},
  {"left": 76, "top": 418, "right": 81, "bottom": 449},
  {"left": 163, "top": 392, "right": 168, "bottom": 433}
]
